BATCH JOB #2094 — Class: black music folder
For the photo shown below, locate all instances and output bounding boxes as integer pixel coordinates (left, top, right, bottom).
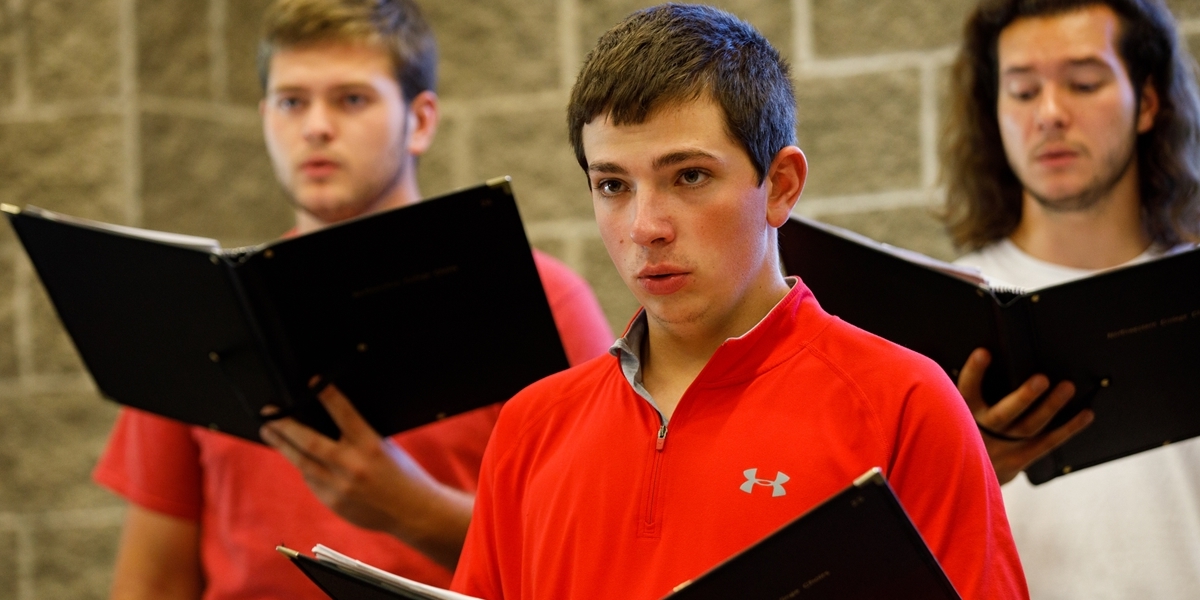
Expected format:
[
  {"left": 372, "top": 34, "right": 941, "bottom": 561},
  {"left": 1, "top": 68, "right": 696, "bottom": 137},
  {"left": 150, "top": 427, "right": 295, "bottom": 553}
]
[
  {"left": 779, "top": 215, "right": 1200, "bottom": 484},
  {"left": 664, "top": 468, "right": 959, "bottom": 599},
  {"left": 282, "top": 470, "right": 957, "bottom": 600},
  {"left": 279, "top": 545, "right": 481, "bottom": 600},
  {"left": 3, "top": 178, "right": 569, "bottom": 442}
]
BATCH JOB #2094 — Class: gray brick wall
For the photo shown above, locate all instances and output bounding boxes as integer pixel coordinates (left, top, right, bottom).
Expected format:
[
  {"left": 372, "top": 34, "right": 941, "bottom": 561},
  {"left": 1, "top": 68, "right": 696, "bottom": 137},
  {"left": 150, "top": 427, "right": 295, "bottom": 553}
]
[{"left": 1, "top": 1, "right": 1199, "bottom": 596}]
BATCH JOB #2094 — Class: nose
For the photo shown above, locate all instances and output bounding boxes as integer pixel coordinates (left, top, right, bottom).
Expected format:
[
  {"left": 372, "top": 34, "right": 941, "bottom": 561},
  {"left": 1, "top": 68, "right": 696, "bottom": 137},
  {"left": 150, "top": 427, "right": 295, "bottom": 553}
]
[
  {"left": 628, "top": 190, "right": 674, "bottom": 247},
  {"left": 302, "top": 100, "right": 335, "bottom": 144},
  {"left": 1034, "top": 85, "right": 1069, "bottom": 132}
]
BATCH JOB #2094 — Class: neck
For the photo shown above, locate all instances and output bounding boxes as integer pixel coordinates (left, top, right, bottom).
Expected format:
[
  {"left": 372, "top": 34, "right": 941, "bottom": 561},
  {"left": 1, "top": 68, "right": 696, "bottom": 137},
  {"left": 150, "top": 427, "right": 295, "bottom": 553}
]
[
  {"left": 641, "top": 269, "right": 792, "bottom": 420},
  {"left": 293, "top": 175, "right": 422, "bottom": 235},
  {"left": 1010, "top": 163, "right": 1150, "bottom": 270}
]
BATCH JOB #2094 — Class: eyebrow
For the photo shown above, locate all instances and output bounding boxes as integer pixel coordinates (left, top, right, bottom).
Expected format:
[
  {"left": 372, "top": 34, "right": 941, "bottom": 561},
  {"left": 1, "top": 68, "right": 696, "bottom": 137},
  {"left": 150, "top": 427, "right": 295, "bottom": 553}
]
[
  {"left": 1001, "top": 57, "right": 1113, "bottom": 76},
  {"left": 587, "top": 150, "right": 720, "bottom": 175},
  {"left": 268, "top": 82, "right": 377, "bottom": 95},
  {"left": 587, "top": 161, "right": 626, "bottom": 175},
  {"left": 653, "top": 150, "right": 719, "bottom": 170}
]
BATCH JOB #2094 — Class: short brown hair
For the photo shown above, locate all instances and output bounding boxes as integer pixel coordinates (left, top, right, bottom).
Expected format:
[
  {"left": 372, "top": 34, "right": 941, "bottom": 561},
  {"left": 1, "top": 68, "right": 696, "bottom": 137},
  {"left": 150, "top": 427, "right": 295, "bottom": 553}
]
[
  {"left": 941, "top": 0, "right": 1200, "bottom": 250},
  {"left": 567, "top": 4, "right": 796, "bottom": 184},
  {"left": 257, "top": 0, "right": 436, "bottom": 102}
]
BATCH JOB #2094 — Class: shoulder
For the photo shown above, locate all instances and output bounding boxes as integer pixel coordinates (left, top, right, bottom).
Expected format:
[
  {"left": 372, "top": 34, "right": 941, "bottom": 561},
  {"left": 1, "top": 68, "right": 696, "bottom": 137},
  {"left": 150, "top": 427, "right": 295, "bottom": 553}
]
[
  {"left": 105, "top": 407, "right": 199, "bottom": 447},
  {"left": 803, "top": 317, "right": 968, "bottom": 435},
  {"left": 531, "top": 249, "right": 614, "bottom": 364},
  {"left": 532, "top": 249, "right": 590, "bottom": 298},
  {"left": 93, "top": 408, "right": 208, "bottom": 520},
  {"left": 952, "top": 242, "right": 1003, "bottom": 266},
  {"left": 809, "top": 317, "right": 953, "bottom": 394},
  {"left": 488, "top": 353, "right": 620, "bottom": 455}
]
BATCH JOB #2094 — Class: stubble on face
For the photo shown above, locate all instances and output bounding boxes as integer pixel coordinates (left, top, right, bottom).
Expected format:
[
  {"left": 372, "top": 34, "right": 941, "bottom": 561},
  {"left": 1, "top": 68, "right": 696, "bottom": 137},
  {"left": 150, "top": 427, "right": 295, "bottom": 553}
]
[
  {"left": 287, "top": 116, "right": 410, "bottom": 226},
  {"left": 1024, "top": 125, "right": 1137, "bottom": 213},
  {"left": 262, "top": 43, "right": 415, "bottom": 230},
  {"left": 995, "top": 5, "right": 1153, "bottom": 219}
]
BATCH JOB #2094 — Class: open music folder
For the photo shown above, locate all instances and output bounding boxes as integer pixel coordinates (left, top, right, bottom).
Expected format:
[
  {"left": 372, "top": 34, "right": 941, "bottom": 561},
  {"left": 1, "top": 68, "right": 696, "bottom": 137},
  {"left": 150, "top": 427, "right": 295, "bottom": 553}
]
[
  {"left": 3, "top": 178, "right": 568, "bottom": 442},
  {"left": 779, "top": 215, "right": 1200, "bottom": 484},
  {"left": 662, "top": 468, "right": 959, "bottom": 599},
  {"left": 278, "top": 545, "right": 482, "bottom": 600},
  {"left": 282, "top": 469, "right": 958, "bottom": 600}
]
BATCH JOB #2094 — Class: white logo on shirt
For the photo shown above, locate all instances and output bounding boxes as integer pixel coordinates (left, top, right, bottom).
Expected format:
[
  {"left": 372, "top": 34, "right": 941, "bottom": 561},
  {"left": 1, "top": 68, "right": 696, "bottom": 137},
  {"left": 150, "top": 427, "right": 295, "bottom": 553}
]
[{"left": 740, "top": 468, "right": 789, "bottom": 497}]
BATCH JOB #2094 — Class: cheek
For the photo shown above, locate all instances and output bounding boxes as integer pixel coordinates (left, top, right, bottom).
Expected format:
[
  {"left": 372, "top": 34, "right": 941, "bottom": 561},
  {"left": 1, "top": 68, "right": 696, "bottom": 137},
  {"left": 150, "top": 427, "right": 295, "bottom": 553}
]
[
  {"left": 263, "top": 123, "right": 292, "bottom": 172},
  {"left": 996, "top": 107, "right": 1029, "bottom": 160},
  {"left": 702, "top": 193, "right": 768, "bottom": 263},
  {"left": 593, "top": 201, "right": 629, "bottom": 262},
  {"left": 1102, "top": 95, "right": 1140, "bottom": 133},
  {"left": 355, "top": 110, "right": 407, "bottom": 152}
]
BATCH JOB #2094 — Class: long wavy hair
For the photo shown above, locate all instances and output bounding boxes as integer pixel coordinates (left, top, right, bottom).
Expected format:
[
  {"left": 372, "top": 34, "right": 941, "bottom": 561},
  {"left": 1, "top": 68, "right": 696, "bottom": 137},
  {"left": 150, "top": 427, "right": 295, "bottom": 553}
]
[{"left": 941, "top": 0, "right": 1200, "bottom": 250}]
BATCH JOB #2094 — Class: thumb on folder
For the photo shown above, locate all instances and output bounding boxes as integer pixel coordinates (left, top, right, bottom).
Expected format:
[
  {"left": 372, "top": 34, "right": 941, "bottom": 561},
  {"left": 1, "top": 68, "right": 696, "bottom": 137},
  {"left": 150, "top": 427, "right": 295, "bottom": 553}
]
[
  {"left": 957, "top": 348, "right": 1093, "bottom": 485},
  {"left": 259, "top": 384, "right": 474, "bottom": 571}
]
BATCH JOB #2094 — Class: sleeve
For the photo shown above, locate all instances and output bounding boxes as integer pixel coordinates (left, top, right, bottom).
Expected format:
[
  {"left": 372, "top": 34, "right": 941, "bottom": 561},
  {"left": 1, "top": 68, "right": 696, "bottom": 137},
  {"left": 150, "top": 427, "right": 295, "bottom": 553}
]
[
  {"left": 92, "top": 407, "right": 205, "bottom": 521},
  {"left": 532, "top": 250, "right": 614, "bottom": 366},
  {"left": 449, "top": 398, "right": 527, "bottom": 599},
  {"left": 884, "top": 363, "right": 1029, "bottom": 600}
]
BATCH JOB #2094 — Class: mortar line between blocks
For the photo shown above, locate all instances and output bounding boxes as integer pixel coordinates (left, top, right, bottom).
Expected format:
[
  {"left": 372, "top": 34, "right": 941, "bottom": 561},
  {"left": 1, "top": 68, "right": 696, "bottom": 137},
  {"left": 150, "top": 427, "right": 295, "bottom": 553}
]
[
  {"left": 118, "top": 0, "right": 143, "bottom": 227},
  {"left": 919, "top": 59, "right": 940, "bottom": 189},
  {"left": 15, "top": 516, "right": 34, "bottom": 600},
  {"left": 209, "top": 0, "right": 230, "bottom": 102},
  {"left": 557, "top": 0, "right": 580, "bottom": 91}
]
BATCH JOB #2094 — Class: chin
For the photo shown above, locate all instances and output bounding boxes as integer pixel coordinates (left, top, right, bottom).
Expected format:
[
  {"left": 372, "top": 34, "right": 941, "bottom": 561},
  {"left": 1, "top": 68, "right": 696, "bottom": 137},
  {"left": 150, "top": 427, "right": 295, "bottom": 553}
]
[
  {"left": 642, "top": 299, "right": 707, "bottom": 329},
  {"left": 297, "top": 195, "right": 365, "bottom": 220}
]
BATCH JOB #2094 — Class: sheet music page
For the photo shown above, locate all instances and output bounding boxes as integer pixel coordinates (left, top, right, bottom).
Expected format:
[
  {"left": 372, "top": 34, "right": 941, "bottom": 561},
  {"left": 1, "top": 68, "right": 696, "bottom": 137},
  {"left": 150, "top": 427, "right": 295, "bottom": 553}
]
[{"left": 313, "top": 544, "right": 484, "bottom": 600}]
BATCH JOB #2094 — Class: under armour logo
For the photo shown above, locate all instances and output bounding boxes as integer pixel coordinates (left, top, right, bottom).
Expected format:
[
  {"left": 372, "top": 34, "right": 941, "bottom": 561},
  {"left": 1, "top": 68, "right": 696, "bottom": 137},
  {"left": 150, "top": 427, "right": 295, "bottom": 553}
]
[{"left": 740, "top": 468, "right": 789, "bottom": 497}]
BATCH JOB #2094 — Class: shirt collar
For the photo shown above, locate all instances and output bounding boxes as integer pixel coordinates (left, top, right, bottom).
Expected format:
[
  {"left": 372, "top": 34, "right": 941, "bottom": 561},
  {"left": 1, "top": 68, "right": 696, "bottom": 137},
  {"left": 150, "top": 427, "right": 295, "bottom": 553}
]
[
  {"left": 609, "top": 310, "right": 656, "bottom": 409},
  {"left": 607, "top": 277, "right": 802, "bottom": 419}
]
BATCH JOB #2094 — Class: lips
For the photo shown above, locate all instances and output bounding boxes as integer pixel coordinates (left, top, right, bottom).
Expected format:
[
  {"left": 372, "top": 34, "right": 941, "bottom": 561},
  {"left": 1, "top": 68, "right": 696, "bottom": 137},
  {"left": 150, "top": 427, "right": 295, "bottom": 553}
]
[
  {"left": 1033, "top": 145, "right": 1080, "bottom": 169},
  {"left": 299, "top": 157, "right": 340, "bottom": 179},
  {"left": 636, "top": 265, "right": 691, "bottom": 296}
]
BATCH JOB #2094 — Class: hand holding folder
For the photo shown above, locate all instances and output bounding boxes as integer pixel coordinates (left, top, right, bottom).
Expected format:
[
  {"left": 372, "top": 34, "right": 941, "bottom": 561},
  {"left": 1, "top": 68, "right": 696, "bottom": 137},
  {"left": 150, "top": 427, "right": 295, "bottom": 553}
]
[
  {"left": 261, "top": 383, "right": 472, "bottom": 570},
  {"left": 779, "top": 215, "right": 1200, "bottom": 484},
  {"left": 956, "top": 347, "right": 1091, "bottom": 484}
]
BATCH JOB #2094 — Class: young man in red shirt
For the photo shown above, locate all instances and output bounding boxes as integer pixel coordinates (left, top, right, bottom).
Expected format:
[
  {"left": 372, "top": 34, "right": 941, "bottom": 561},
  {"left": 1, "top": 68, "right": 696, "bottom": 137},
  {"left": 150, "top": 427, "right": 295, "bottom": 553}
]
[
  {"left": 451, "top": 4, "right": 1028, "bottom": 599},
  {"left": 93, "top": 1, "right": 613, "bottom": 598}
]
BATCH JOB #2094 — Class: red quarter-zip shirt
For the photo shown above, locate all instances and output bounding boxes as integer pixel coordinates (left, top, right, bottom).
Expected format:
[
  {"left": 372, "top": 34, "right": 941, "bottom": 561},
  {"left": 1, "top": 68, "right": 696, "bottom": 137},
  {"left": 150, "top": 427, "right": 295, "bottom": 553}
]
[{"left": 453, "top": 280, "right": 1027, "bottom": 600}]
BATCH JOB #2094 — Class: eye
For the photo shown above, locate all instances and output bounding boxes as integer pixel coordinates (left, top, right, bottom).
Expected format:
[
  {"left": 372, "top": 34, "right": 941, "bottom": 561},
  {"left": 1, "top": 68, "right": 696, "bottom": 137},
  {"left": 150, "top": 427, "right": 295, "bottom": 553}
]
[
  {"left": 276, "top": 96, "right": 305, "bottom": 111},
  {"left": 1070, "top": 80, "right": 1102, "bottom": 93},
  {"left": 1006, "top": 85, "right": 1038, "bottom": 102},
  {"left": 595, "top": 179, "right": 628, "bottom": 197},
  {"left": 1002, "top": 76, "right": 1040, "bottom": 102},
  {"left": 343, "top": 93, "right": 370, "bottom": 108},
  {"left": 677, "top": 169, "right": 710, "bottom": 186}
]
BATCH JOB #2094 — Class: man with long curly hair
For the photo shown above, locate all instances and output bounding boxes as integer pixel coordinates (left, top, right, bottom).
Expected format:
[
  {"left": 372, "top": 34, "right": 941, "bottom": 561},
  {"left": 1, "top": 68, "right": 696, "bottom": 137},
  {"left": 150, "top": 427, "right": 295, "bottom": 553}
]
[{"left": 942, "top": 0, "right": 1200, "bottom": 596}]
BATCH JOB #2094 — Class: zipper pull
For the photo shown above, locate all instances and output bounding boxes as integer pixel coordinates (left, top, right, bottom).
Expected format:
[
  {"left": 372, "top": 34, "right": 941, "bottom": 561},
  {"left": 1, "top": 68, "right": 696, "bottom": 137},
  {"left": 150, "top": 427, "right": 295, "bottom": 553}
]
[{"left": 656, "top": 424, "right": 668, "bottom": 451}]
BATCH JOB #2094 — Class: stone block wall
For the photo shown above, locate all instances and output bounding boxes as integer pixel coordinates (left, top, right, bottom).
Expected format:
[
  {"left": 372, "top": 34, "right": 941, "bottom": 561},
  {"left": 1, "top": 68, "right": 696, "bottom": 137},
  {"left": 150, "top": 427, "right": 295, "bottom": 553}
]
[{"left": 1, "top": 0, "right": 1200, "bottom": 596}]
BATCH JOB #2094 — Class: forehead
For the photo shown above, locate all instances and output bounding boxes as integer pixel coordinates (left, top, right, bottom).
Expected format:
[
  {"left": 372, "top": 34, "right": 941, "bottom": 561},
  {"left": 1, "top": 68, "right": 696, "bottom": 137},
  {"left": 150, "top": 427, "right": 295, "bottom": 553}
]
[
  {"left": 582, "top": 98, "right": 740, "bottom": 164},
  {"left": 997, "top": 4, "right": 1124, "bottom": 72},
  {"left": 267, "top": 41, "right": 396, "bottom": 88}
]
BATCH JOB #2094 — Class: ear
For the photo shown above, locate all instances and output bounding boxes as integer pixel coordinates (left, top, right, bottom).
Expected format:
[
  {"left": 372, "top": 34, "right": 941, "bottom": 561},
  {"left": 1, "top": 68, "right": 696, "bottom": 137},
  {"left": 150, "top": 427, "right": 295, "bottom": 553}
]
[
  {"left": 1136, "top": 77, "right": 1159, "bottom": 134},
  {"left": 406, "top": 90, "right": 440, "bottom": 156},
  {"left": 764, "top": 146, "right": 807, "bottom": 228}
]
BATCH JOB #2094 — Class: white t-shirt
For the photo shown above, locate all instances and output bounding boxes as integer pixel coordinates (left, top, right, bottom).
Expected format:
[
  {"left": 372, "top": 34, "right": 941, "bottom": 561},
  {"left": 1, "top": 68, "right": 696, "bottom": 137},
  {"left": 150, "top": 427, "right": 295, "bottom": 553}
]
[{"left": 956, "top": 239, "right": 1200, "bottom": 600}]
